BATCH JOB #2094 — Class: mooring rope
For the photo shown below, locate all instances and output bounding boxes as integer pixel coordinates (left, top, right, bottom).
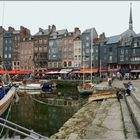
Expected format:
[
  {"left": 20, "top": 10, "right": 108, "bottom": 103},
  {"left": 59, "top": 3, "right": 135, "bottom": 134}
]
[{"left": 30, "top": 96, "right": 47, "bottom": 105}]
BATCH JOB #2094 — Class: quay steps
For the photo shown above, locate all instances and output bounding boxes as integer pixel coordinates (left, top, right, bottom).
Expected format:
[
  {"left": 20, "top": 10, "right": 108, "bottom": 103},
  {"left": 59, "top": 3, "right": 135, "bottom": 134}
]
[
  {"left": 120, "top": 97, "right": 138, "bottom": 138},
  {"left": 124, "top": 90, "right": 140, "bottom": 137}
]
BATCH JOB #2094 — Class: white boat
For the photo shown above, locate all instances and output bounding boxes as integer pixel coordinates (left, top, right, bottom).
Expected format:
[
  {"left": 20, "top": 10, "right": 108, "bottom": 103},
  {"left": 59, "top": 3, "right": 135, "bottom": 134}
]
[
  {"left": 18, "top": 83, "right": 42, "bottom": 91},
  {"left": 0, "top": 87, "right": 16, "bottom": 116}
]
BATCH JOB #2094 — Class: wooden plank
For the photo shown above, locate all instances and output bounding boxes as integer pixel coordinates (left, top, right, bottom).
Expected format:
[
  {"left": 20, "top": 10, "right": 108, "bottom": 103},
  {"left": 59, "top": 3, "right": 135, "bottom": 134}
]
[{"left": 89, "top": 91, "right": 117, "bottom": 102}]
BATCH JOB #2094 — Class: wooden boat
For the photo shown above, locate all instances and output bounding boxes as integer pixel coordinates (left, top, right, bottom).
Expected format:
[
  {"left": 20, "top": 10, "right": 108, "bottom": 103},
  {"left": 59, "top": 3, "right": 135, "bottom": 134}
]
[
  {"left": 77, "top": 82, "right": 94, "bottom": 94},
  {"left": 0, "top": 86, "right": 16, "bottom": 116}
]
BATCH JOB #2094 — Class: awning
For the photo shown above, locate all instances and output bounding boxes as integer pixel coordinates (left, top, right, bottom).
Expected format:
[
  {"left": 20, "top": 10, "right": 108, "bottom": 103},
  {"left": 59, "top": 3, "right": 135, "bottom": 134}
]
[
  {"left": 0, "top": 70, "right": 32, "bottom": 75},
  {"left": 46, "top": 70, "right": 60, "bottom": 74},
  {"left": 0, "top": 70, "right": 6, "bottom": 74},
  {"left": 59, "top": 69, "right": 72, "bottom": 74},
  {"left": 72, "top": 69, "right": 98, "bottom": 74},
  {"left": 131, "top": 70, "right": 140, "bottom": 73},
  {"left": 98, "top": 70, "right": 108, "bottom": 73}
]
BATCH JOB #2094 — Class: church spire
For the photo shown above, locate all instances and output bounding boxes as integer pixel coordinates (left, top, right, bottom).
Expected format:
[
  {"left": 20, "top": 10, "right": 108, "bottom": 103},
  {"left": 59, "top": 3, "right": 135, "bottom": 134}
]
[{"left": 129, "top": 3, "right": 133, "bottom": 30}]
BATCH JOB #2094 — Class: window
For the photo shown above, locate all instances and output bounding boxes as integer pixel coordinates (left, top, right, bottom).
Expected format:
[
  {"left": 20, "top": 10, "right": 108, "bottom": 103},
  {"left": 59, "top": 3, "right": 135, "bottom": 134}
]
[
  {"left": 86, "top": 42, "right": 89, "bottom": 47},
  {"left": 121, "top": 49, "right": 124, "bottom": 54},
  {"left": 104, "top": 48, "right": 106, "bottom": 53},
  {"left": 49, "top": 41, "right": 53, "bottom": 46},
  {"left": 78, "top": 48, "right": 81, "bottom": 53},
  {"left": 86, "top": 36, "right": 89, "bottom": 40},
  {"left": 64, "top": 61, "right": 67, "bottom": 67},
  {"left": 133, "top": 49, "right": 136, "bottom": 54},
  {"left": 86, "top": 49, "right": 89, "bottom": 53},
  {"left": 134, "top": 42, "right": 137, "bottom": 47},
  {"left": 96, "top": 49, "right": 98, "bottom": 53},
  {"left": 68, "top": 61, "right": 72, "bottom": 66},
  {"left": 9, "top": 40, "right": 12, "bottom": 44},
  {"left": 4, "top": 54, "right": 7, "bottom": 58},
  {"left": 95, "top": 57, "right": 98, "bottom": 60},
  {"left": 109, "top": 56, "right": 112, "bottom": 61},
  {"left": 126, "top": 49, "right": 128, "bottom": 54},
  {"left": 109, "top": 47, "right": 112, "bottom": 52},
  {"left": 120, "top": 56, "right": 124, "bottom": 61},
  {"left": 8, "top": 54, "right": 11, "bottom": 58}
]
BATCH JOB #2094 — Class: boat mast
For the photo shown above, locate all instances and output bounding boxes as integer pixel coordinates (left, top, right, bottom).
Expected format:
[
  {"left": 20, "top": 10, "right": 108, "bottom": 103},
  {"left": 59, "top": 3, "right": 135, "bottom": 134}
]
[
  {"left": 82, "top": 46, "right": 85, "bottom": 85},
  {"left": 100, "top": 59, "right": 101, "bottom": 78}
]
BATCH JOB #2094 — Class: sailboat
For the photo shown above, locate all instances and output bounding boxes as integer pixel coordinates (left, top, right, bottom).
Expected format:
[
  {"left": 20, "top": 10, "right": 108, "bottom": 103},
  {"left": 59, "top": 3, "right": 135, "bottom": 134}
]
[{"left": 77, "top": 29, "right": 95, "bottom": 94}]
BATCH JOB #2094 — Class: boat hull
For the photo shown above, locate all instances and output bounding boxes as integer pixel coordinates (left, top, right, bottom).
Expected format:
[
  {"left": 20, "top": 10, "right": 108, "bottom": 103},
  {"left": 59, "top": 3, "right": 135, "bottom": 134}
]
[{"left": 0, "top": 87, "right": 16, "bottom": 116}]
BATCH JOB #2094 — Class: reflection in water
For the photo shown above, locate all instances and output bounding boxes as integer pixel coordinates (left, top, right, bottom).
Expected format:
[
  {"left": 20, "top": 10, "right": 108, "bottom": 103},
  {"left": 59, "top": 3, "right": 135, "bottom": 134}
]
[{"left": 8, "top": 86, "right": 87, "bottom": 137}]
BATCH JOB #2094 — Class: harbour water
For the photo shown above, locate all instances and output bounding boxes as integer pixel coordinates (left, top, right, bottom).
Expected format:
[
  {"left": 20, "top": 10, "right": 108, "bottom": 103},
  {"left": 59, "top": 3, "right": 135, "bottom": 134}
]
[{"left": 4, "top": 86, "right": 87, "bottom": 138}]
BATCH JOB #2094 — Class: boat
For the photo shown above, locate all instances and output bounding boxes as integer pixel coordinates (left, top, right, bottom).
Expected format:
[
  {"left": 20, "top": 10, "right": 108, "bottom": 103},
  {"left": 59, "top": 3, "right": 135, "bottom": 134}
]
[
  {"left": 0, "top": 86, "right": 16, "bottom": 116},
  {"left": 17, "top": 80, "right": 56, "bottom": 92},
  {"left": 77, "top": 82, "right": 94, "bottom": 94}
]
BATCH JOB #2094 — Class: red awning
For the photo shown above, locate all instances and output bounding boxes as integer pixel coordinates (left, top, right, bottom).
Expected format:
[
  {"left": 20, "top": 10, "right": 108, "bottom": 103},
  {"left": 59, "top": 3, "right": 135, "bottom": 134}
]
[
  {"left": 0, "top": 70, "right": 32, "bottom": 75},
  {"left": 0, "top": 70, "right": 6, "bottom": 74}
]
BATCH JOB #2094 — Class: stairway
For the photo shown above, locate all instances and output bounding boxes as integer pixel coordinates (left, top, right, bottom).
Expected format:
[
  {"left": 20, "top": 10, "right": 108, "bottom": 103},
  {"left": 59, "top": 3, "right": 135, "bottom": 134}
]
[{"left": 123, "top": 89, "right": 140, "bottom": 138}]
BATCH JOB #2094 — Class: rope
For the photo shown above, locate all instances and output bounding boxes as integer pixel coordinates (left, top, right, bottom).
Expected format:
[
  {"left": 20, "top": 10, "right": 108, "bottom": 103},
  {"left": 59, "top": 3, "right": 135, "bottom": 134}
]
[{"left": 30, "top": 96, "right": 47, "bottom": 105}]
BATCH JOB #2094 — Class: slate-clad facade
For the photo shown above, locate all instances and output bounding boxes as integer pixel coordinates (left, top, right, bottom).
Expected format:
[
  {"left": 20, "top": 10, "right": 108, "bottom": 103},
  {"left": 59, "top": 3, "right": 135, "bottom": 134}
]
[
  {"left": 3, "top": 31, "right": 13, "bottom": 70},
  {"left": 82, "top": 28, "right": 98, "bottom": 69}
]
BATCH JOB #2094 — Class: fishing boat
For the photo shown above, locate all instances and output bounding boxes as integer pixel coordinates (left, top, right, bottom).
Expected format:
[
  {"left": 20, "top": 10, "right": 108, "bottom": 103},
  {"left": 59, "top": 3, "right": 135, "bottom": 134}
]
[{"left": 0, "top": 86, "right": 16, "bottom": 116}]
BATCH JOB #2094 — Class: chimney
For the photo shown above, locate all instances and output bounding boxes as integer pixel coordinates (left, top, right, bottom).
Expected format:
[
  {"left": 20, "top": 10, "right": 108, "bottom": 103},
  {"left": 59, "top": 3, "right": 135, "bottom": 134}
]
[
  {"left": 74, "top": 27, "right": 81, "bottom": 37},
  {"left": 99, "top": 32, "right": 105, "bottom": 40},
  {"left": 52, "top": 25, "right": 56, "bottom": 32},
  {"left": 8, "top": 26, "right": 15, "bottom": 32},
  {"left": 48, "top": 25, "right": 51, "bottom": 32}
]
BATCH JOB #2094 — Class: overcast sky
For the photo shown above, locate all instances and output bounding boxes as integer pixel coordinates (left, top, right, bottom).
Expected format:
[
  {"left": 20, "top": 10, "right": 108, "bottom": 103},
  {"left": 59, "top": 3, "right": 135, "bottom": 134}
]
[{"left": 0, "top": 1, "right": 140, "bottom": 37}]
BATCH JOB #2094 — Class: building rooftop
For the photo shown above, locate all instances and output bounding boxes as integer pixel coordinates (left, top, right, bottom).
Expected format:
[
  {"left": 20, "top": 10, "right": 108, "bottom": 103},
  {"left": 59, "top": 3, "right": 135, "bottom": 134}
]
[
  {"left": 83, "top": 28, "right": 98, "bottom": 39},
  {"left": 106, "top": 35, "right": 121, "bottom": 44},
  {"left": 121, "top": 29, "right": 137, "bottom": 38}
]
